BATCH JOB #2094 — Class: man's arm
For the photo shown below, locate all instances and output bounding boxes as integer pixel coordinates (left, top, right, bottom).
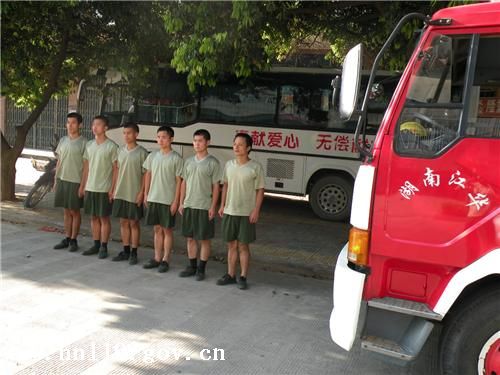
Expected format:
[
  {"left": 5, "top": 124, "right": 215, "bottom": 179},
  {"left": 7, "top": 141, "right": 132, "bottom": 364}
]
[
  {"left": 209, "top": 182, "right": 220, "bottom": 220},
  {"left": 178, "top": 178, "right": 187, "bottom": 216},
  {"left": 170, "top": 175, "right": 182, "bottom": 215},
  {"left": 109, "top": 161, "right": 118, "bottom": 201},
  {"left": 143, "top": 170, "right": 151, "bottom": 207},
  {"left": 218, "top": 182, "right": 228, "bottom": 218},
  {"left": 78, "top": 160, "right": 89, "bottom": 198},
  {"left": 136, "top": 172, "right": 146, "bottom": 206},
  {"left": 249, "top": 188, "right": 265, "bottom": 224}
]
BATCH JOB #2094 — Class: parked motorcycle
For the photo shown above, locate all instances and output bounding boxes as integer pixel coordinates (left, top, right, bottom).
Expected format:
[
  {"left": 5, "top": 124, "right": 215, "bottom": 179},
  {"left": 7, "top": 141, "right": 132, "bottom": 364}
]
[{"left": 24, "top": 134, "right": 59, "bottom": 209}]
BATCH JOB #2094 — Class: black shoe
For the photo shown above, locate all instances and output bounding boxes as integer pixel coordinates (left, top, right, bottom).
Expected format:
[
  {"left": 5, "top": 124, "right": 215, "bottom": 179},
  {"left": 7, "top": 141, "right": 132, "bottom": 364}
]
[
  {"left": 129, "top": 252, "right": 138, "bottom": 265},
  {"left": 69, "top": 243, "right": 78, "bottom": 252},
  {"left": 195, "top": 270, "right": 205, "bottom": 281},
  {"left": 82, "top": 245, "right": 99, "bottom": 256},
  {"left": 216, "top": 273, "right": 236, "bottom": 286},
  {"left": 158, "top": 261, "right": 169, "bottom": 273},
  {"left": 179, "top": 266, "right": 196, "bottom": 278},
  {"left": 112, "top": 251, "right": 130, "bottom": 262},
  {"left": 98, "top": 247, "right": 108, "bottom": 259},
  {"left": 54, "top": 238, "right": 69, "bottom": 250},
  {"left": 238, "top": 276, "right": 248, "bottom": 290},
  {"left": 143, "top": 259, "right": 160, "bottom": 269}
]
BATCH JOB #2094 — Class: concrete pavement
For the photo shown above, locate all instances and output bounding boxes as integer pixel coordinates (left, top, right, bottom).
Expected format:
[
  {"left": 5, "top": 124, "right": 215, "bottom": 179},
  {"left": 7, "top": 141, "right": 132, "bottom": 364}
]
[
  {"left": 1, "top": 154, "right": 440, "bottom": 374},
  {"left": 0, "top": 222, "right": 440, "bottom": 374}
]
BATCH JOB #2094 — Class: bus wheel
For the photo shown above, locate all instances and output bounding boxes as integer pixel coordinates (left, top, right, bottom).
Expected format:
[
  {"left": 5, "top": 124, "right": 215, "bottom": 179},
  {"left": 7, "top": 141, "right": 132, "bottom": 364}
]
[
  {"left": 439, "top": 287, "right": 500, "bottom": 375},
  {"left": 309, "top": 175, "right": 352, "bottom": 221}
]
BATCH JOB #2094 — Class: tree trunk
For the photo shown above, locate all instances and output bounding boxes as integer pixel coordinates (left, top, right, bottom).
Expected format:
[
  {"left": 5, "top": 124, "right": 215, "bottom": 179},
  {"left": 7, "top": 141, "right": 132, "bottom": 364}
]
[
  {"left": 1, "top": 127, "right": 28, "bottom": 201},
  {"left": 0, "top": 147, "right": 18, "bottom": 201}
]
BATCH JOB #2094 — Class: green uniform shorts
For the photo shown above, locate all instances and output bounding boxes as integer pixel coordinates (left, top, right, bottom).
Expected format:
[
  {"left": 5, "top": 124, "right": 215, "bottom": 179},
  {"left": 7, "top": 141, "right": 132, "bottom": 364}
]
[
  {"left": 84, "top": 191, "right": 112, "bottom": 217},
  {"left": 145, "top": 202, "right": 175, "bottom": 228},
  {"left": 54, "top": 179, "right": 83, "bottom": 210},
  {"left": 182, "top": 207, "right": 215, "bottom": 240},
  {"left": 112, "top": 199, "right": 144, "bottom": 220},
  {"left": 221, "top": 214, "right": 256, "bottom": 244}
]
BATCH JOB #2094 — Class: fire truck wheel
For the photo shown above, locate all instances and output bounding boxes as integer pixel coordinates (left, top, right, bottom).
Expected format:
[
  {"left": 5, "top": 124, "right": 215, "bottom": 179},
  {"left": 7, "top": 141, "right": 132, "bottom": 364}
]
[
  {"left": 439, "top": 286, "right": 500, "bottom": 375},
  {"left": 309, "top": 175, "right": 352, "bottom": 221}
]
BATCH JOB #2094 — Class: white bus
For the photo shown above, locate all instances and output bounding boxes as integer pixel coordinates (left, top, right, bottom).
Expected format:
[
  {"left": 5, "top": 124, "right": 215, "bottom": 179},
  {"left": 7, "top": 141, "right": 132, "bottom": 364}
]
[{"left": 100, "top": 67, "right": 398, "bottom": 221}]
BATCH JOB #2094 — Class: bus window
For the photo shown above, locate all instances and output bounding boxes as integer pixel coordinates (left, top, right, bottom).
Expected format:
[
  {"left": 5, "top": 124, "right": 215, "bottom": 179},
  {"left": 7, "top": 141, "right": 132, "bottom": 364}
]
[
  {"left": 465, "top": 36, "right": 500, "bottom": 138},
  {"left": 279, "top": 85, "right": 312, "bottom": 126},
  {"left": 200, "top": 81, "right": 277, "bottom": 125},
  {"left": 277, "top": 76, "right": 397, "bottom": 131},
  {"left": 136, "top": 70, "right": 198, "bottom": 125},
  {"left": 278, "top": 85, "right": 336, "bottom": 129},
  {"left": 395, "top": 34, "right": 471, "bottom": 156},
  {"left": 101, "top": 84, "right": 134, "bottom": 128}
]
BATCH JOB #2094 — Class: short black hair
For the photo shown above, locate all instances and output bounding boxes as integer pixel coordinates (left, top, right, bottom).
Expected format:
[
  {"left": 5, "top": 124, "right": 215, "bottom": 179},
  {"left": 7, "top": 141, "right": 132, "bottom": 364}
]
[
  {"left": 123, "top": 122, "right": 139, "bottom": 133},
  {"left": 67, "top": 112, "right": 83, "bottom": 124},
  {"left": 234, "top": 132, "right": 252, "bottom": 153},
  {"left": 92, "top": 115, "right": 109, "bottom": 127},
  {"left": 157, "top": 125, "right": 174, "bottom": 138},
  {"left": 193, "top": 129, "right": 211, "bottom": 141}
]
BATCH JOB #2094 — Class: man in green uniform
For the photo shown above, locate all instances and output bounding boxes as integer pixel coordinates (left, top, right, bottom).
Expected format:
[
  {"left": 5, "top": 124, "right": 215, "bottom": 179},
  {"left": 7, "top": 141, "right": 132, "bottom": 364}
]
[
  {"left": 178, "top": 129, "right": 221, "bottom": 281},
  {"left": 142, "top": 126, "right": 183, "bottom": 273},
  {"left": 81, "top": 115, "right": 118, "bottom": 259},
  {"left": 53, "top": 112, "right": 87, "bottom": 252},
  {"left": 111, "top": 123, "right": 148, "bottom": 265},
  {"left": 217, "top": 133, "right": 265, "bottom": 290}
]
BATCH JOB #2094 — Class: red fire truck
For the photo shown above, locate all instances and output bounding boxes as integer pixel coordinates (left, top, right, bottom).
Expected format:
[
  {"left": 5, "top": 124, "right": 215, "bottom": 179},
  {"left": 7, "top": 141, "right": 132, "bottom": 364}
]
[{"left": 329, "top": 3, "right": 499, "bottom": 375}]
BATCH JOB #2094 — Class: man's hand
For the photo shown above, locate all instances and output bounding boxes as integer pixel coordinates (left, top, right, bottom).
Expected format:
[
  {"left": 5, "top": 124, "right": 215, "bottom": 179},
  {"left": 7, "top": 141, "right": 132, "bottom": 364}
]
[
  {"left": 170, "top": 201, "right": 178, "bottom": 215},
  {"left": 178, "top": 204, "right": 184, "bottom": 216},
  {"left": 218, "top": 206, "right": 224, "bottom": 218},
  {"left": 108, "top": 190, "right": 114, "bottom": 203},
  {"left": 249, "top": 208, "right": 260, "bottom": 224},
  {"left": 143, "top": 194, "right": 148, "bottom": 208},
  {"left": 78, "top": 185, "right": 85, "bottom": 198},
  {"left": 136, "top": 192, "right": 144, "bottom": 207},
  {"left": 208, "top": 207, "right": 215, "bottom": 220}
]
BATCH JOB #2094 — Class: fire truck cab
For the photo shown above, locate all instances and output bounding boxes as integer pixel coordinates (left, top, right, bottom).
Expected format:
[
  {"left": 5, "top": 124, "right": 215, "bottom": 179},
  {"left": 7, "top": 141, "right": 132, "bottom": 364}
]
[{"left": 329, "top": 3, "right": 500, "bottom": 375}]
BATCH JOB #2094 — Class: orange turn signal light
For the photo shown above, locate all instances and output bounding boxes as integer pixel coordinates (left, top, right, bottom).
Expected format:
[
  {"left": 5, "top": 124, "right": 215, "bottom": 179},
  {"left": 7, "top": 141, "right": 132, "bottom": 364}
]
[{"left": 348, "top": 227, "right": 370, "bottom": 266}]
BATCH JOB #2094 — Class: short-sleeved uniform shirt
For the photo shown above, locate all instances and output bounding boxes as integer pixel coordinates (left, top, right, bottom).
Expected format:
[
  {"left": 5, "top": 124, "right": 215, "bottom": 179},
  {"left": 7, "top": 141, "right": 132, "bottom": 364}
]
[
  {"left": 222, "top": 159, "right": 265, "bottom": 216},
  {"left": 83, "top": 138, "right": 118, "bottom": 193},
  {"left": 182, "top": 155, "right": 222, "bottom": 211},
  {"left": 143, "top": 149, "right": 183, "bottom": 206},
  {"left": 55, "top": 135, "right": 87, "bottom": 183},
  {"left": 114, "top": 145, "right": 149, "bottom": 203}
]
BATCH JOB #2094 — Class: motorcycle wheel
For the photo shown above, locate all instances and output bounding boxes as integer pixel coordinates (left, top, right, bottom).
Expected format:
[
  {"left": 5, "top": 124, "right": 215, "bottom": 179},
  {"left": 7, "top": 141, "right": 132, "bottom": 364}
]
[{"left": 24, "top": 181, "right": 52, "bottom": 209}]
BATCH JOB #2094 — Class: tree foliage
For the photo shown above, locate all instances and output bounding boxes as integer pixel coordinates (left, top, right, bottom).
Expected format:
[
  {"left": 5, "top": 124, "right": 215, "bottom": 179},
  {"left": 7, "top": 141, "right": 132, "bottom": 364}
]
[
  {"left": 163, "top": 1, "right": 456, "bottom": 91},
  {"left": 0, "top": 1, "right": 169, "bottom": 200},
  {"left": 1, "top": 1, "right": 169, "bottom": 108}
]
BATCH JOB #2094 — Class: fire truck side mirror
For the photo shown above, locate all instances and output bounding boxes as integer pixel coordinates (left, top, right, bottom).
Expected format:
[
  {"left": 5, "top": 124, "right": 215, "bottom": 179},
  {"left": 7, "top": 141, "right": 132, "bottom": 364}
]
[{"left": 339, "top": 43, "right": 363, "bottom": 121}]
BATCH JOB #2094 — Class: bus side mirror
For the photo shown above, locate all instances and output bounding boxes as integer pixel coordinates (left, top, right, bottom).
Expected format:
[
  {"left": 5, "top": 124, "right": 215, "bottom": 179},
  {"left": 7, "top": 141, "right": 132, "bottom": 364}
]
[{"left": 339, "top": 44, "right": 363, "bottom": 121}]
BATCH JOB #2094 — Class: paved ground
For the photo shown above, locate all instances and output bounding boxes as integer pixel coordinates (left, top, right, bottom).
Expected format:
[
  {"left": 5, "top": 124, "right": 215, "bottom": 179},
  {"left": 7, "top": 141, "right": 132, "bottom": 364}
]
[
  {"left": 0, "top": 153, "right": 441, "bottom": 374},
  {"left": 1, "top": 222, "right": 440, "bottom": 375}
]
